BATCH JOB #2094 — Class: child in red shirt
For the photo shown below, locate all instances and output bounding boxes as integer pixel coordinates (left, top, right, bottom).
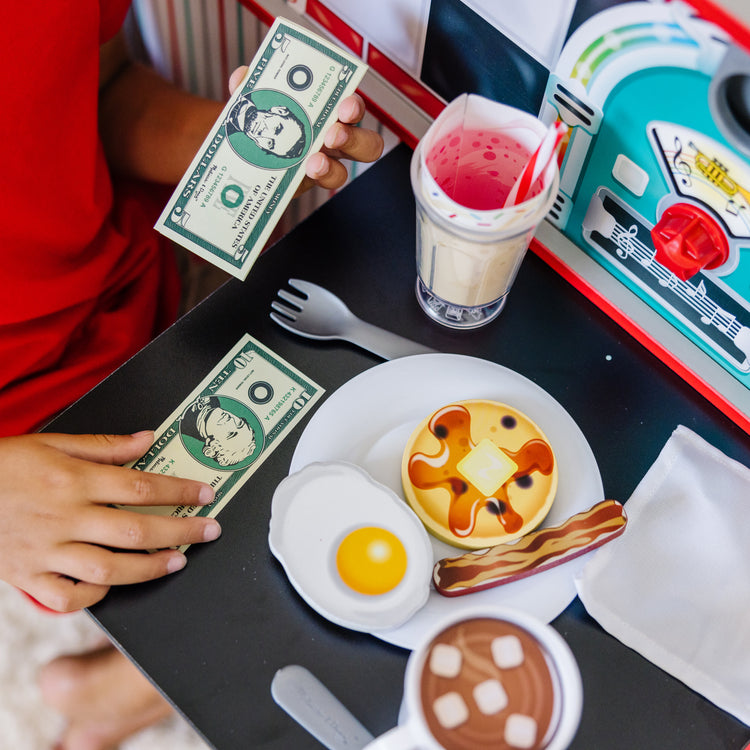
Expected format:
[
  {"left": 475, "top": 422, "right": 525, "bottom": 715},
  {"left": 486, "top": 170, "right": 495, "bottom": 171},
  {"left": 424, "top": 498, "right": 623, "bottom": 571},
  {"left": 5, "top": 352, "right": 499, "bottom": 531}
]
[{"left": 0, "top": 2, "right": 383, "bottom": 746}]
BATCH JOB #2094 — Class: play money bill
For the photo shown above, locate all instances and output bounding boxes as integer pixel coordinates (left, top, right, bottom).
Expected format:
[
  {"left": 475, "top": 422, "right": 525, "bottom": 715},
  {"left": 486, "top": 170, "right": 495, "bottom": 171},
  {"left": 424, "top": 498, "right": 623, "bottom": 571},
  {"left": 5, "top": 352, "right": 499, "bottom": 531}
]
[
  {"left": 155, "top": 17, "right": 367, "bottom": 279},
  {"left": 122, "top": 334, "right": 323, "bottom": 544}
]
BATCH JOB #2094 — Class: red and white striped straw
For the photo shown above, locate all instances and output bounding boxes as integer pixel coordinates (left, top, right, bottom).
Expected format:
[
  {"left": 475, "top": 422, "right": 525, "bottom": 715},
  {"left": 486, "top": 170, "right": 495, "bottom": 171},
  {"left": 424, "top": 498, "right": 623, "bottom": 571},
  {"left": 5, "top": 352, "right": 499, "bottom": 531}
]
[{"left": 504, "top": 120, "right": 567, "bottom": 208}]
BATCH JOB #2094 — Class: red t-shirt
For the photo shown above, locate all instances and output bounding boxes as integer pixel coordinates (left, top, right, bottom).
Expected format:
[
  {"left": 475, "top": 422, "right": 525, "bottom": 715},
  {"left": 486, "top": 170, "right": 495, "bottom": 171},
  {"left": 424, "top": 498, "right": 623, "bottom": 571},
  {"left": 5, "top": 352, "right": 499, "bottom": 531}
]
[{"left": 0, "top": 0, "right": 180, "bottom": 437}]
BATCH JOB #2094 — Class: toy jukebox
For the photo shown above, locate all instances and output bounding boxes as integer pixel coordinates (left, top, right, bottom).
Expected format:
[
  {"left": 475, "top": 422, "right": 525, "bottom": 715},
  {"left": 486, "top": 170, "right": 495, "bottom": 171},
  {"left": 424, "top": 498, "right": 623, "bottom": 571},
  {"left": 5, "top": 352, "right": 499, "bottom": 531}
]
[{"left": 543, "top": 1, "right": 750, "bottom": 412}]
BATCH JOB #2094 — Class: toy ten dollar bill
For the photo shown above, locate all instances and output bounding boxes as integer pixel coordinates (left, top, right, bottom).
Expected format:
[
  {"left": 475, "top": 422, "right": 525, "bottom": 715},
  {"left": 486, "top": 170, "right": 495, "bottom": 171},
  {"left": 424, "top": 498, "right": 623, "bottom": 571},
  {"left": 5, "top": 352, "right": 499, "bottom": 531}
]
[
  {"left": 120, "top": 334, "right": 324, "bottom": 549},
  {"left": 155, "top": 17, "right": 367, "bottom": 280}
]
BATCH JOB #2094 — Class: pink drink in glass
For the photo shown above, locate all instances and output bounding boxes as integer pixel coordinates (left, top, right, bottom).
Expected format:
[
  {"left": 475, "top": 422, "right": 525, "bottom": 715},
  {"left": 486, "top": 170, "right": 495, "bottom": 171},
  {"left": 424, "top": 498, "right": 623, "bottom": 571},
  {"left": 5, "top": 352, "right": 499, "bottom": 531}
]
[{"left": 424, "top": 126, "right": 538, "bottom": 211}]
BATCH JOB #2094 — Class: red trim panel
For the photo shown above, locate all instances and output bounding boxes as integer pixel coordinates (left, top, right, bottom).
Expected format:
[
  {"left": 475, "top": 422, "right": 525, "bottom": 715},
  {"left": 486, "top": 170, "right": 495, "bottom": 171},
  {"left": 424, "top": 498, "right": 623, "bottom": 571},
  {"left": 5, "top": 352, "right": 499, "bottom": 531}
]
[
  {"left": 367, "top": 44, "right": 445, "bottom": 120},
  {"left": 530, "top": 239, "right": 750, "bottom": 436},
  {"left": 304, "top": 0, "right": 364, "bottom": 56},
  {"left": 684, "top": 0, "right": 750, "bottom": 53}
]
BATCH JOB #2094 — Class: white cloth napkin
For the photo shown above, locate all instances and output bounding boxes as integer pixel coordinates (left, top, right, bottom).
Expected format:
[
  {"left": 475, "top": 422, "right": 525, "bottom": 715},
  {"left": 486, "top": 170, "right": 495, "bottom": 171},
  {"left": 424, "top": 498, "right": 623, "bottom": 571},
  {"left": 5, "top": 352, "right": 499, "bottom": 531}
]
[{"left": 576, "top": 425, "right": 750, "bottom": 726}]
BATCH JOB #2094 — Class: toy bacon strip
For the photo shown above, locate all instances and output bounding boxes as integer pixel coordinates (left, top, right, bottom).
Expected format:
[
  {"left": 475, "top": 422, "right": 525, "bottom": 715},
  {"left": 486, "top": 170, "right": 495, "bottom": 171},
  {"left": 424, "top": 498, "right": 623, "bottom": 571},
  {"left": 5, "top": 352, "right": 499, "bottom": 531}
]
[{"left": 433, "top": 499, "right": 627, "bottom": 597}]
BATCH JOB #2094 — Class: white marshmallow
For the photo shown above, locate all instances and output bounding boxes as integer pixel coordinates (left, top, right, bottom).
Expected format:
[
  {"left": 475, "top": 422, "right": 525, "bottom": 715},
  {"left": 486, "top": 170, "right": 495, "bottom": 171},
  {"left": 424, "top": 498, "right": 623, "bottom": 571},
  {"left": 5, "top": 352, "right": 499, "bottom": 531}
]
[
  {"left": 504, "top": 713, "right": 538, "bottom": 748},
  {"left": 429, "top": 643, "right": 463, "bottom": 678},
  {"left": 491, "top": 634, "right": 525, "bottom": 668},
  {"left": 432, "top": 692, "right": 469, "bottom": 729},
  {"left": 472, "top": 678, "right": 508, "bottom": 715}
]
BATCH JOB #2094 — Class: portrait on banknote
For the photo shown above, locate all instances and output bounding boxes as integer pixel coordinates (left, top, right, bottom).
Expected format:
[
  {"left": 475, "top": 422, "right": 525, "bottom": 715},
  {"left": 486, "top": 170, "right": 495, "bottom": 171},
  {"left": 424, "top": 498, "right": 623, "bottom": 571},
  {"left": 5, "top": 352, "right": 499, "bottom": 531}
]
[
  {"left": 225, "top": 90, "right": 311, "bottom": 165},
  {"left": 179, "top": 395, "right": 263, "bottom": 470}
]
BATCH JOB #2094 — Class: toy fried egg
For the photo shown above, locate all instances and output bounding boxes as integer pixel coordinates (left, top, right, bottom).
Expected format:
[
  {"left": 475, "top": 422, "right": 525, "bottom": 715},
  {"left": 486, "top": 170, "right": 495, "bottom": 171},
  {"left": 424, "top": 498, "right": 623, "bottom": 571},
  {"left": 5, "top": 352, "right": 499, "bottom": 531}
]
[
  {"left": 402, "top": 400, "right": 558, "bottom": 550},
  {"left": 268, "top": 461, "right": 433, "bottom": 633}
]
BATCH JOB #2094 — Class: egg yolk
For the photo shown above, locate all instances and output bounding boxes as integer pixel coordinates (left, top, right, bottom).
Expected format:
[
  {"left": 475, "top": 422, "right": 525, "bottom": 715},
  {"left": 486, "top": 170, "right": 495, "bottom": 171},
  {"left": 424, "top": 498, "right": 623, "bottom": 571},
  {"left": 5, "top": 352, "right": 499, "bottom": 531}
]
[{"left": 335, "top": 526, "right": 408, "bottom": 595}]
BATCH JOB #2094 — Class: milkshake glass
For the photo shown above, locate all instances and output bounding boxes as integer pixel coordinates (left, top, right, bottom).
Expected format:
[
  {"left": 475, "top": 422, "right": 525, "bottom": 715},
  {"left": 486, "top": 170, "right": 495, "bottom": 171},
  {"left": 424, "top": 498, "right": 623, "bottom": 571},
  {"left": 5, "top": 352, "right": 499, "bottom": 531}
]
[{"left": 411, "top": 94, "right": 560, "bottom": 329}]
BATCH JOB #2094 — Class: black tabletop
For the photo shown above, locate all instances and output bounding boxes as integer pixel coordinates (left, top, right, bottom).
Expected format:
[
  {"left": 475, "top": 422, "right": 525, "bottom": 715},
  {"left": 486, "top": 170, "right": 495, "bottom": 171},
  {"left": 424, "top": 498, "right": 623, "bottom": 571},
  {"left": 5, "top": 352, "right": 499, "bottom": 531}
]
[{"left": 49, "top": 144, "right": 750, "bottom": 749}]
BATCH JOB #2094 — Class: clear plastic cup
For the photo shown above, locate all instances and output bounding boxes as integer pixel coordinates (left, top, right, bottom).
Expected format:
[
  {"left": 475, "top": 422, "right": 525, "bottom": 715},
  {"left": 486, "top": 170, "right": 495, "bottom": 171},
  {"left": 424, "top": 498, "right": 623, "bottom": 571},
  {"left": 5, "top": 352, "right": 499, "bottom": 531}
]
[{"left": 411, "top": 95, "right": 560, "bottom": 329}]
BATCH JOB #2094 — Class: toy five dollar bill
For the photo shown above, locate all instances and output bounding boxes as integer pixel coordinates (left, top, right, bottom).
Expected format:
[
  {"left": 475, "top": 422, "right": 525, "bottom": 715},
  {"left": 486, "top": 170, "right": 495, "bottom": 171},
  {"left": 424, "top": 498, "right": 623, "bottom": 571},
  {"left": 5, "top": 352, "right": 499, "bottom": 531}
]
[
  {"left": 155, "top": 17, "right": 367, "bottom": 279},
  {"left": 120, "top": 334, "right": 323, "bottom": 549}
]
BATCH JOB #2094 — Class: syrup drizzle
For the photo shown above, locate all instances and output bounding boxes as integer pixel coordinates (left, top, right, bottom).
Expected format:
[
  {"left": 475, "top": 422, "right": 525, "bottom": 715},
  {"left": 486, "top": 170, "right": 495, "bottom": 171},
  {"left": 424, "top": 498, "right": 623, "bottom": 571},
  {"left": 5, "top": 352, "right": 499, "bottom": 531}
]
[{"left": 407, "top": 404, "right": 554, "bottom": 538}]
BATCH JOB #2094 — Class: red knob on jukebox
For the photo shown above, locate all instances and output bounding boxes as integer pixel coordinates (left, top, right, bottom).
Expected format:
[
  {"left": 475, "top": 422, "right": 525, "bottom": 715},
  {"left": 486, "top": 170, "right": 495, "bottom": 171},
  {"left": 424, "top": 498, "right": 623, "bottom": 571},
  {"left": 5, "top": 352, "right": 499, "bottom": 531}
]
[{"left": 650, "top": 202, "right": 729, "bottom": 281}]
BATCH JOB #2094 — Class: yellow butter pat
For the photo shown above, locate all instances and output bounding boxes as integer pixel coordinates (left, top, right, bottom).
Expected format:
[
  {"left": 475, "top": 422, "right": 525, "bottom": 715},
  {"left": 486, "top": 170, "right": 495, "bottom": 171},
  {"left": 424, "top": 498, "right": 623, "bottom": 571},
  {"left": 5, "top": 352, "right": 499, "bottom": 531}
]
[{"left": 457, "top": 438, "right": 518, "bottom": 496}]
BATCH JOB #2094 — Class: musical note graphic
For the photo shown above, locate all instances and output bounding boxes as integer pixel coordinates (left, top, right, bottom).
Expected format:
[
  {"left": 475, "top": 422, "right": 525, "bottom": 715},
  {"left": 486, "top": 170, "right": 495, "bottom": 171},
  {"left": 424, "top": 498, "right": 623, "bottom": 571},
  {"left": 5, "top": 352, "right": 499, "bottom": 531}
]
[
  {"left": 582, "top": 190, "right": 750, "bottom": 372},
  {"left": 613, "top": 224, "right": 640, "bottom": 260},
  {"left": 671, "top": 137, "right": 693, "bottom": 190}
]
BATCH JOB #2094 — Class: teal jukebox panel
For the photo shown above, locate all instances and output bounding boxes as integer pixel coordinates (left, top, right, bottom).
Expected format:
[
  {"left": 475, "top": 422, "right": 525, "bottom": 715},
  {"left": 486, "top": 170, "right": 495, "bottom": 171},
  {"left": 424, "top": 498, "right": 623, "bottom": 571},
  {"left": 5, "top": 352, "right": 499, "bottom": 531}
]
[{"left": 544, "top": 2, "right": 750, "bottom": 395}]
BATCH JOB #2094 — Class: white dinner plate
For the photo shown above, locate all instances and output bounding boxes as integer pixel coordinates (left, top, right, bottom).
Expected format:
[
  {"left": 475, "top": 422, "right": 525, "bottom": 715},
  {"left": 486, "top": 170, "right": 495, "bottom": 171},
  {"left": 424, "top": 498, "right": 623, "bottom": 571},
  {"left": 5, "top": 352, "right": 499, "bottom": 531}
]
[{"left": 289, "top": 353, "right": 603, "bottom": 650}]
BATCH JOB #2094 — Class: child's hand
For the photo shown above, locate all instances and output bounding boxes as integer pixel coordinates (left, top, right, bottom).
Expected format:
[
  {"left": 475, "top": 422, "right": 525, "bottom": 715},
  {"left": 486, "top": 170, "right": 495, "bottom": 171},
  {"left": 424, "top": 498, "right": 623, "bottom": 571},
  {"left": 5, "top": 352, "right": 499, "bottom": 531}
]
[
  {"left": 0, "top": 432, "right": 221, "bottom": 612},
  {"left": 228, "top": 67, "right": 384, "bottom": 193}
]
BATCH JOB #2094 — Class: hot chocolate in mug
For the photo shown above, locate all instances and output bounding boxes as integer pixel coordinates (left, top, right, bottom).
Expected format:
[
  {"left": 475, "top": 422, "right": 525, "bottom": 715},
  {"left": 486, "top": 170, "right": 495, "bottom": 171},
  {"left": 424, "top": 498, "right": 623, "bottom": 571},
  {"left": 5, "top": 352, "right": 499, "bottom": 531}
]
[{"left": 363, "top": 607, "right": 582, "bottom": 750}]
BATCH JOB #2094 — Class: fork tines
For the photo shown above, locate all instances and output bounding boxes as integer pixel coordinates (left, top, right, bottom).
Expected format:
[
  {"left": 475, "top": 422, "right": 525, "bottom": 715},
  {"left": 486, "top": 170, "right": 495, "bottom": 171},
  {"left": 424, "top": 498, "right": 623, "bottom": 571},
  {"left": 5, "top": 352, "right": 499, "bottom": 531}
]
[{"left": 271, "top": 287, "right": 306, "bottom": 321}]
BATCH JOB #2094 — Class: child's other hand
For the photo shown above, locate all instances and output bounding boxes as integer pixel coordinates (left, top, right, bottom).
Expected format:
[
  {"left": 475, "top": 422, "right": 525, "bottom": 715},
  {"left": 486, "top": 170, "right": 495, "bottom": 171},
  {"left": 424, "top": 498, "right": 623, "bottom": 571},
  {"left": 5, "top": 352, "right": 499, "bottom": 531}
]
[
  {"left": 0, "top": 432, "right": 221, "bottom": 612},
  {"left": 228, "top": 67, "right": 384, "bottom": 193}
]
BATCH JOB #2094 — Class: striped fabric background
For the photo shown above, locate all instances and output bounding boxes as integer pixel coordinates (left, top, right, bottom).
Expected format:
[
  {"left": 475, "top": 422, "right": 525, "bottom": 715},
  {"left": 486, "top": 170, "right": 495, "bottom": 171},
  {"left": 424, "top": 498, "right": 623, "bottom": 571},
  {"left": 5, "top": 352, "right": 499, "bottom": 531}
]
[{"left": 129, "top": 0, "right": 398, "bottom": 230}]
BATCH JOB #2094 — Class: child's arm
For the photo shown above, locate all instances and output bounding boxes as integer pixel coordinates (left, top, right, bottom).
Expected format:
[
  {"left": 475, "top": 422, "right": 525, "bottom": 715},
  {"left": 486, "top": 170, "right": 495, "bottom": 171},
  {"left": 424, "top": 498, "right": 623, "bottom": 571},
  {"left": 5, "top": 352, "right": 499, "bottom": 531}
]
[{"left": 98, "top": 35, "right": 384, "bottom": 191}]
